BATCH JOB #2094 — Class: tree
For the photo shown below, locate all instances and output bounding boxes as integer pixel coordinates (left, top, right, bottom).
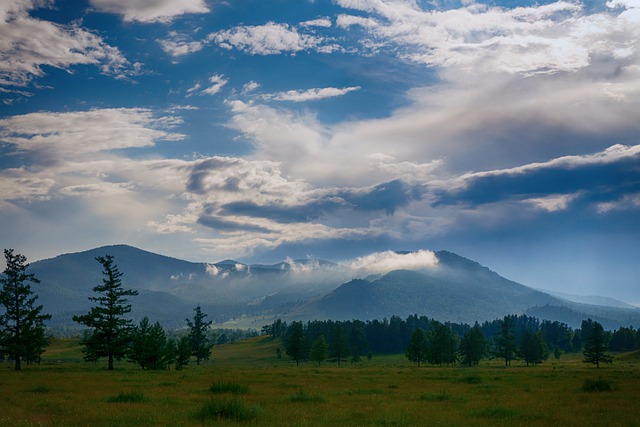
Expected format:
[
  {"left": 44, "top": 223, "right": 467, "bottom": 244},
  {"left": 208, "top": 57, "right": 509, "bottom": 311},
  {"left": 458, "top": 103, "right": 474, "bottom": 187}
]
[
  {"left": 494, "top": 316, "right": 517, "bottom": 366},
  {"left": 459, "top": 324, "right": 487, "bottom": 367},
  {"left": 309, "top": 335, "right": 328, "bottom": 366},
  {"left": 129, "top": 316, "right": 169, "bottom": 370},
  {"left": 519, "top": 330, "right": 548, "bottom": 366},
  {"left": 582, "top": 319, "right": 613, "bottom": 368},
  {"left": 73, "top": 255, "right": 138, "bottom": 371},
  {"left": 186, "top": 306, "right": 213, "bottom": 365},
  {"left": 427, "top": 322, "right": 458, "bottom": 366},
  {"left": 330, "top": 323, "right": 350, "bottom": 366},
  {"left": 174, "top": 335, "right": 192, "bottom": 370},
  {"left": 285, "top": 321, "right": 305, "bottom": 365},
  {"left": 406, "top": 327, "right": 428, "bottom": 367},
  {"left": 349, "top": 325, "right": 369, "bottom": 364},
  {"left": 0, "top": 249, "right": 51, "bottom": 370}
]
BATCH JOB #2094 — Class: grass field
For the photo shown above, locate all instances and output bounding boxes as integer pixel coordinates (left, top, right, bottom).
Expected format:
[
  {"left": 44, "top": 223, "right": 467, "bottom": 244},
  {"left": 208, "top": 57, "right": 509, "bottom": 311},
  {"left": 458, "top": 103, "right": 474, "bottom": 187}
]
[{"left": 1, "top": 337, "right": 639, "bottom": 426}]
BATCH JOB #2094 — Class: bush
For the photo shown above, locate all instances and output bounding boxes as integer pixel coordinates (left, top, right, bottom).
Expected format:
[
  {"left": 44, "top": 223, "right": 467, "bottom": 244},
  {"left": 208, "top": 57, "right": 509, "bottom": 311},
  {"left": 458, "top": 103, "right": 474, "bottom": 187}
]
[
  {"left": 290, "top": 389, "right": 326, "bottom": 403},
  {"left": 107, "top": 392, "right": 145, "bottom": 403},
  {"left": 420, "top": 390, "right": 453, "bottom": 402},
  {"left": 582, "top": 378, "right": 612, "bottom": 392},
  {"left": 194, "top": 397, "right": 260, "bottom": 422},
  {"left": 209, "top": 380, "right": 249, "bottom": 395}
]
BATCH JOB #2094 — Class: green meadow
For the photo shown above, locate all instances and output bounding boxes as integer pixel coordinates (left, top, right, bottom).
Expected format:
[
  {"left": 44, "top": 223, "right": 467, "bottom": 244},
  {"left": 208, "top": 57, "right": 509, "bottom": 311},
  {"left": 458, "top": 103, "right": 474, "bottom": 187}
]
[{"left": 1, "top": 337, "right": 639, "bottom": 426}]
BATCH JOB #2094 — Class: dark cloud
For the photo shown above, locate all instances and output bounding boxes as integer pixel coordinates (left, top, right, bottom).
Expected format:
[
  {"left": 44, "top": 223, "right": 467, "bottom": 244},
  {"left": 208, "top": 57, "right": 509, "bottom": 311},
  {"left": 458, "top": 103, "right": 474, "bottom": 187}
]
[
  {"left": 433, "top": 153, "right": 640, "bottom": 209},
  {"left": 219, "top": 179, "right": 422, "bottom": 223}
]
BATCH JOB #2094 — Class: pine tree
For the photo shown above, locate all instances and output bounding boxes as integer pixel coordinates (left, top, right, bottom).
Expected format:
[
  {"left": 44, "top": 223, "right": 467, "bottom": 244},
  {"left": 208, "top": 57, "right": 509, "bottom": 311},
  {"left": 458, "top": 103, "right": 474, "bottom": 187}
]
[
  {"left": 285, "top": 321, "right": 305, "bottom": 366},
  {"left": 73, "top": 255, "right": 138, "bottom": 370},
  {"left": 519, "top": 330, "right": 548, "bottom": 366},
  {"left": 330, "top": 323, "right": 350, "bottom": 366},
  {"left": 459, "top": 324, "right": 487, "bottom": 367},
  {"left": 310, "top": 335, "right": 328, "bottom": 366},
  {"left": 174, "top": 335, "right": 192, "bottom": 370},
  {"left": 186, "top": 306, "right": 213, "bottom": 365},
  {"left": 129, "top": 316, "right": 169, "bottom": 370},
  {"left": 494, "top": 315, "right": 517, "bottom": 366},
  {"left": 427, "top": 322, "right": 458, "bottom": 366},
  {"left": 582, "top": 319, "right": 613, "bottom": 368},
  {"left": 405, "top": 327, "right": 428, "bottom": 367},
  {"left": 0, "top": 249, "right": 51, "bottom": 370}
]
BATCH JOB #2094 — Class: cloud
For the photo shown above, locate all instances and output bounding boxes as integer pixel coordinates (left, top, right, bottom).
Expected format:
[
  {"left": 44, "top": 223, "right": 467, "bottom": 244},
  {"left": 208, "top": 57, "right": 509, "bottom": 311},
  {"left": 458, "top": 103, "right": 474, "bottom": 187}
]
[
  {"left": 0, "top": 1, "right": 130, "bottom": 91},
  {"left": 211, "top": 22, "right": 332, "bottom": 55},
  {"left": 433, "top": 144, "right": 640, "bottom": 210},
  {"left": 202, "top": 74, "right": 228, "bottom": 96},
  {"left": 89, "top": 0, "right": 209, "bottom": 23},
  {"left": 259, "top": 86, "right": 361, "bottom": 102},
  {"left": 158, "top": 31, "right": 206, "bottom": 56},
  {"left": 335, "top": 0, "right": 634, "bottom": 76},
  {"left": 0, "top": 108, "right": 185, "bottom": 163},
  {"left": 348, "top": 250, "right": 439, "bottom": 274}
]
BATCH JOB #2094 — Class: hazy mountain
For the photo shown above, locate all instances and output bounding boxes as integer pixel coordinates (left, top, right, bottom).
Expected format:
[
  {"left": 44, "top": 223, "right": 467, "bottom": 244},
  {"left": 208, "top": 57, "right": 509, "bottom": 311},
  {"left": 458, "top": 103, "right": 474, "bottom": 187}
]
[
  {"left": 24, "top": 245, "right": 640, "bottom": 331},
  {"left": 28, "top": 245, "right": 346, "bottom": 329},
  {"left": 537, "top": 289, "right": 638, "bottom": 309},
  {"left": 289, "top": 251, "right": 560, "bottom": 324}
]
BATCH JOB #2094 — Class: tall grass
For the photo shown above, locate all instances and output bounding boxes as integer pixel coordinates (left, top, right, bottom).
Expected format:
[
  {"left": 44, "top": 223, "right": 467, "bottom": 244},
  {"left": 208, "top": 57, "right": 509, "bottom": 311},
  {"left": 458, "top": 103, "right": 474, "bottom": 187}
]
[{"left": 194, "top": 397, "right": 261, "bottom": 422}]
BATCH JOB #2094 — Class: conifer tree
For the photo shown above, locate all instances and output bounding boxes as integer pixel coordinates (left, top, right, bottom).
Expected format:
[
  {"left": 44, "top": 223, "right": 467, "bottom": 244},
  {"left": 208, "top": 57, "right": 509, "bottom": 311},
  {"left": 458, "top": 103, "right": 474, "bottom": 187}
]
[
  {"left": 405, "top": 327, "right": 428, "bottom": 367},
  {"left": 0, "top": 249, "right": 51, "bottom": 370},
  {"left": 186, "top": 305, "right": 213, "bottom": 365},
  {"left": 129, "top": 316, "right": 169, "bottom": 370},
  {"left": 330, "top": 323, "right": 350, "bottom": 366},
  {"left": 285, "top": 321, "right": 305, "bottom": 366},
  {"left": 495, "top": 315, "right": 517, "bottom": 366},
  {"left": 73, "top": 255, "right": 138, "bottom": 370},
  {"left": 459, "top": 324, "right": 487, "bottom": 367},
  {"left": 582, "top": 319, "right": 613, "bottom": 368},
  {"left": 427, "top": 322, "right": 458, "bottom": 366},
  {"left": 174, "top": 335, "right": 192, "bottom": 370},
  {"left": 310, "top": 335, "right": 328, "bottom": 366}
]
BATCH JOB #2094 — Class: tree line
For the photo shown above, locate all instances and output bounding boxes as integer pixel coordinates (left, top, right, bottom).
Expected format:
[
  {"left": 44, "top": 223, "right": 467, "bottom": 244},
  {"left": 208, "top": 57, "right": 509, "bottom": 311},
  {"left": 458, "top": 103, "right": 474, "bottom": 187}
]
[
  {"left": 0, "top": 250, "right": 218, "bottom": 370},
  {"left": 1, "top": 248, "right": 633, "bottom": 370},
  {"left": 269, "top": 313, "right": 619, "bottom": 368}
]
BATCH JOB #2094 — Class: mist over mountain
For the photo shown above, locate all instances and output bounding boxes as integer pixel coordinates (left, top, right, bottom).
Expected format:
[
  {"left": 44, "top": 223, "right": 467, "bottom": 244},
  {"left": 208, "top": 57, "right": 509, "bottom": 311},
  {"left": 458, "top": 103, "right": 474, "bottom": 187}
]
[{"left": 26, "top": 245, "right": 640, "bottom": 331}]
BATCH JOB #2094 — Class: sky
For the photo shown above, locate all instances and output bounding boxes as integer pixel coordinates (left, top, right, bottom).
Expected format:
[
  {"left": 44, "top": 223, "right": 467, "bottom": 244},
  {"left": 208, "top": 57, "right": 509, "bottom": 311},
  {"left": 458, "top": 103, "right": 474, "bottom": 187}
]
[{"left": 1, "top": 0, "right": 639, "bottom": 304}]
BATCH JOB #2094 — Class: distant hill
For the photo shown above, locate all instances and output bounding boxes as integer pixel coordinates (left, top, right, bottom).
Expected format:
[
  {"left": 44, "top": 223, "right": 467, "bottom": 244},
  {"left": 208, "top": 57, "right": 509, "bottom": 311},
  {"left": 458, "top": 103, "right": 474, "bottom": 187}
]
[
  {"left": 24, "top": 245, "right": 640, "bottom": 331},
  {"left": 290, "top": 251, "right": 560, "bottom": 324}
]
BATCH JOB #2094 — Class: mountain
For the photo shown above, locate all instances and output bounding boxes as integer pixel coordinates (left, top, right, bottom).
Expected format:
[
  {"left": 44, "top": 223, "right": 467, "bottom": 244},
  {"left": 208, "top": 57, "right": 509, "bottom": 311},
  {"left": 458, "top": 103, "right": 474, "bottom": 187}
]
[
  {"left": 25, "top": 245, "right": 640, "bottom": 331},
  {"left": 290, "top": 251, "right": 559, "bottom": 324},
  {"left": 28, "top": 245, "right": 346, "bottom": 329}
]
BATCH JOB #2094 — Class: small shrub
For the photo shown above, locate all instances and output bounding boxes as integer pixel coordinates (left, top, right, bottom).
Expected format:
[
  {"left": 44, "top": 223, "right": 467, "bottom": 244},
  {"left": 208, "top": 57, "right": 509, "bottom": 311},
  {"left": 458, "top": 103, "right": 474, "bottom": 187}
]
[
  {"left": 582, "top": 378, "right": 612, "bottom": 392},
  {"left": 107, "top": 391, "right": 145, "bottom": 403},
  {"left": 26, "top": 386, "right": 52, "bottom": 394},
  {"left": 460, "top": 375, "right": 483, "bottom": 384},
  {"left": 348, "top": 388, "right": 385, "bottom": 395},
  {"left": 194, "top": 397, "right": 260, "bottom": 422},
  {"left": 473, "top": 404, "right": 517, "bottom": 419},
  {"left": 290, "top": 389, "right": 326, "bottom": 403},
  {"left": 420, "top": 390, "right": 453, "bottom": 402},
  {"left": 209, "top": 380, "right": 249, "bottom": 395}
]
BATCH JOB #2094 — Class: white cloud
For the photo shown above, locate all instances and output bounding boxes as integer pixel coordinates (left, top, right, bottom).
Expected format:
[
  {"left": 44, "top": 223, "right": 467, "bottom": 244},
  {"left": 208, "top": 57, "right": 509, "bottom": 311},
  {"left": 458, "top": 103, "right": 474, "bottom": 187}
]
[
  {"left": 348, "top": 250, "right": 439, "bottom": 274},
  {"left": 0, "top": 1, "right": 129, "bottom": 89},
  {"left": 242, "top": 81, "right": 260, "bottom": 94},
  {"left": 89, "top": 0, "right": 209, "bottom": 23},
  {"left": 0, "top": 108, "right": 185, "bottom": 162},
  {"left": 300, "top": 17, "right": 333, "bottom": 28},
  {"left": 524, "top": 194, "right": 579, "bottom": 212},
  {"left": 158, "top": 31, "right": 206, "bottom": 56},
  {"left": 202, "top": 74, "right": 228, "bottom": 96},
  {"left": 211, "top": 22, "right": 329, "bottom": 55},
  {"left": 260, "top": 86, "right": 361, "bottom": 102},
  {"left": 336, "top": 0, "right": 640, "bottom": 76}
]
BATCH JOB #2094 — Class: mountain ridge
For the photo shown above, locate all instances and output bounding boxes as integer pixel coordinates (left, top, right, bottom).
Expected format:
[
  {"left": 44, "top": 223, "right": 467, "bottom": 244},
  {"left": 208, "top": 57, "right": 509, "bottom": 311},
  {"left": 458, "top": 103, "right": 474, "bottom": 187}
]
[{"left": 21, "top": 244, "right": 640, "bottom": 330}]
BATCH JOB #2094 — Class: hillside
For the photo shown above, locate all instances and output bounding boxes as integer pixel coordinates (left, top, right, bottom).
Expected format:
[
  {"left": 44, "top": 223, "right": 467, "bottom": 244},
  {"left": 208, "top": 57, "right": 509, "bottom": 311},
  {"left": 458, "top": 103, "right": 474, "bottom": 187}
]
[{"left": 24, "top": 245, "right": 640, "bottom": 330}]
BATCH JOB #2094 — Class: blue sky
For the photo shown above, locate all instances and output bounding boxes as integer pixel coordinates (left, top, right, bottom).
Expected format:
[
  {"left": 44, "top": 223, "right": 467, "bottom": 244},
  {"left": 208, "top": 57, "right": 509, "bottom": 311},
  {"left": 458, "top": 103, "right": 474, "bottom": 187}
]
[{"left": 1, "top": 0, "right": 639, "bottom": 304}]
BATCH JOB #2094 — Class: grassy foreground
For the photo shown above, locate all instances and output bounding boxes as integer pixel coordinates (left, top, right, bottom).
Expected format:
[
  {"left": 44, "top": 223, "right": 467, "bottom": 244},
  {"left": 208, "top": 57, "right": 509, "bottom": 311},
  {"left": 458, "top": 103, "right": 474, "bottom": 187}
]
[{"left": 1, "top": 337, "right": 639, "bottom": 426}]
